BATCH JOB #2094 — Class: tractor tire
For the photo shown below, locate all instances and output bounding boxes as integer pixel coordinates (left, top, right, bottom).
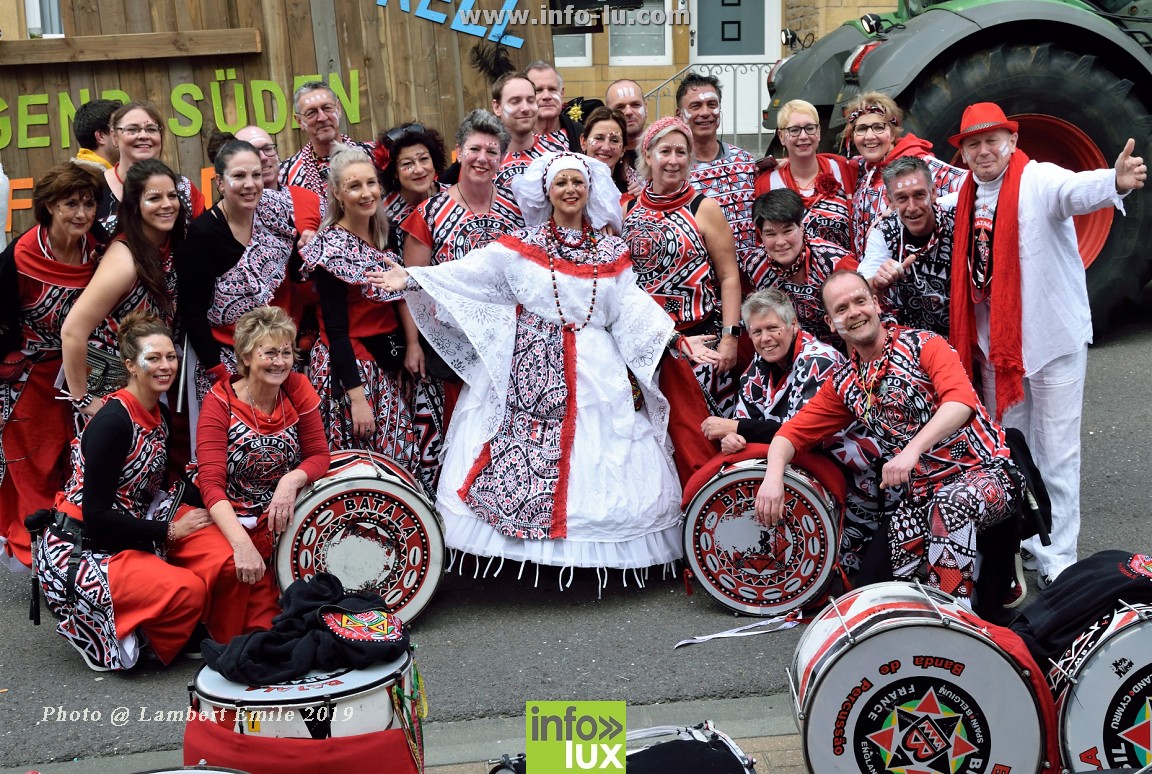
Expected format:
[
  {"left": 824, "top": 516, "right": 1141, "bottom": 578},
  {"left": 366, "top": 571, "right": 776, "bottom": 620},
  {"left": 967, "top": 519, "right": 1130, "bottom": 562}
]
[{"left": 901, "top": 43, "right": 1152, "bottom": 334}]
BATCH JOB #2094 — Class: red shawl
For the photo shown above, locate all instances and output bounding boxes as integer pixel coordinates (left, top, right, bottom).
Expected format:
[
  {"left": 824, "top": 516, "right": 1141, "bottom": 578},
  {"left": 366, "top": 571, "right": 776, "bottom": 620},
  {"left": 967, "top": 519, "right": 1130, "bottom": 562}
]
[{"left": 949, "top": 150, "right": 1030, "bottom": 420}]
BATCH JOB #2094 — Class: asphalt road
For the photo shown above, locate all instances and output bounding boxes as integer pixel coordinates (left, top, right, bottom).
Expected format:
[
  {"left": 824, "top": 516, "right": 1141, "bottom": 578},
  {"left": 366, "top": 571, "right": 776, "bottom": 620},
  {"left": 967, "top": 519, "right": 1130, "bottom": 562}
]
[{"left": 1, "top": 299, "right": 1150, "bottom": 770}]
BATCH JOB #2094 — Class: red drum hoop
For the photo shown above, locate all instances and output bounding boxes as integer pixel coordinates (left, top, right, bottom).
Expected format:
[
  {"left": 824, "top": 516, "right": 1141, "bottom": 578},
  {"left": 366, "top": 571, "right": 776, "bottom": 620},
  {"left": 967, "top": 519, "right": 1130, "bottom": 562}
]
[
  {"left": 683, "top": 459, "right": 840, "bottom": 616},
  {"left": 276, "top": 450, "right": 445, "bottom": 622},
  {"left": 789, "top": 581, "right": 1046, "bottom": 773},
  {"left": 1046, "top": 602, "right": 1152, "bottom": 771}
]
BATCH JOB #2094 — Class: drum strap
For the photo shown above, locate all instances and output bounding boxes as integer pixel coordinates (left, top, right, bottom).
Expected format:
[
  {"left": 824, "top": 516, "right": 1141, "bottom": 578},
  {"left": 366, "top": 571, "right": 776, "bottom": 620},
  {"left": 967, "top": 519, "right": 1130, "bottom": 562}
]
[{"left": 673, "top": 611, "right": 802, "bottom": 649}]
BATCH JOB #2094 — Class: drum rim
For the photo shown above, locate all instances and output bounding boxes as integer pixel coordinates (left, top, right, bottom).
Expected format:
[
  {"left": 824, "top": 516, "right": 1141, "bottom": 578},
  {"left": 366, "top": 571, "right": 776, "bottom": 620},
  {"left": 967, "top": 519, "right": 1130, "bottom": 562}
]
[
  {"left": 192, "top": 650, "right": 413, "bottom": 709},
  {"left": 683, "top": 463, "right": 837, "bottom": 616},
  {"left": 796, "top": 621, "right": 1046, "bottom": 770},
  {"left": 278, "top": 471, "right": 446, "bottom": 622},
  {"left": 791, "top": 582, "right": 982, "bottom": 699},
  {"left": 1053, "top": 605, "right": 1152, "bottom": 763}
]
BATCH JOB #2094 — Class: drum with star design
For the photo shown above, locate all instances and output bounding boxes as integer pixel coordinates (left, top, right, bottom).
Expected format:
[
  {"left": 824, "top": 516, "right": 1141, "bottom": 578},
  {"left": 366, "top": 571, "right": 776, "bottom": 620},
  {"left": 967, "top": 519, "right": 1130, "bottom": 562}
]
[
  {"left": 789, "top": 581, "right": 1046, "bottom": 773},
  {"left": 1046, "top": 601, "right": 1152, "bottom": 771},
  {"left": 683, "top": 459, "right": 840, "bottom": 616},
  {"left": 276, "top": 450, "right": 444, "bottom": 622}
]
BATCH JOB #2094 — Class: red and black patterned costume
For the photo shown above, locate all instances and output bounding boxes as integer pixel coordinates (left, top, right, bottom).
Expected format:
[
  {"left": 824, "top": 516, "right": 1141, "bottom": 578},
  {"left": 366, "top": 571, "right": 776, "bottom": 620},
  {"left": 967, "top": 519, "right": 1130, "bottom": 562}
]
[
  {"left": 176, "top": 189, "right": 300, "bottom": 403},
  {"left": 301, "top": 225, "right": 419, "bottom": 477},
  {"left": 778, "top": 324, "right": 1018, "bottom": 601},
  {"left": 623, "top": 184, "right": 736, "bottom": 416},
  {"left": 399, "top": 190, "right": 524, "bottom": 494},
  {"left": 278, "top": 136, "right": 374, "bottom": 203},
  {"left": 494, "top": 135, "right": 563, "bottom": 191},
  {"left": 751, "top": 238, "right": 855, "bottom": 348},
  {"left": 754, "top": 153, "right": 856, "bottom": 253},
  {"left": 690, "top": 142, "right": 758, "bottom": 280},
  {"left": 35, "top": 391, "right": 230, "bottom": 669},
  {"left": 0, "top": 227, "right": 97, "bottom": 568},
  {"left": 86, "top": 240, "right": 178, "bottom": 391},
  {"left": 400, "top": 189, "right": 524, "bottom": 267},
  {"left": 192, "top": 372, "right": 330, "bottom": 639},
  {"left": 733, "top": 330, "right": 887, "bottom": 574},
  {"left": 851, "top": 134, "right": 965, "bottom": 256},
  {"left": 859, "top": 203, "right": 956, "bottom": 337}
]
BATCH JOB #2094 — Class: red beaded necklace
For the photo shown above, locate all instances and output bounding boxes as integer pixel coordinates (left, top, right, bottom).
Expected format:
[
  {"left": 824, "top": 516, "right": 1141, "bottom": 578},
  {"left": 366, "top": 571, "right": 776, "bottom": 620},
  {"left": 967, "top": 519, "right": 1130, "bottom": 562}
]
[
  {"left": 547, "top": 218, "right": 599, "bottom": 331},
  {"left": 854, "top": 324, "right": 894, "bottom": 423}
]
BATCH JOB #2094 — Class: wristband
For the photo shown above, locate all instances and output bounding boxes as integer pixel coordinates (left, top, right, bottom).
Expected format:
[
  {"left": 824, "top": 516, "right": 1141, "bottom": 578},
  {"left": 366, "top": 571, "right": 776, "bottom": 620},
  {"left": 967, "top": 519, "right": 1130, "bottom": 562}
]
[{"left": 70, "top": 393, "right": 94, "bottom": 410}]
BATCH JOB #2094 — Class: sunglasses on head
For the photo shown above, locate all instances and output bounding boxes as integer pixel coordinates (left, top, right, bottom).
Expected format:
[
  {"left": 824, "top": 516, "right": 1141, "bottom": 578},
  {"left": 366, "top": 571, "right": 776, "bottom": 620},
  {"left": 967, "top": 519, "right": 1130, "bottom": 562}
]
[{"left": 386, "top": 123, "right": 426, "bottom": 145}]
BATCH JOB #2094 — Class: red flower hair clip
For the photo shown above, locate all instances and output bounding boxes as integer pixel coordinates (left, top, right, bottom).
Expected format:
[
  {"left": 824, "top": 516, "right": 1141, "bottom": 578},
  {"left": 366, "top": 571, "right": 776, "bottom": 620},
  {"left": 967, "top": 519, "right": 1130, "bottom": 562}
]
[{"left": 372, "top": 143, "right": 390, "bottom": 171}]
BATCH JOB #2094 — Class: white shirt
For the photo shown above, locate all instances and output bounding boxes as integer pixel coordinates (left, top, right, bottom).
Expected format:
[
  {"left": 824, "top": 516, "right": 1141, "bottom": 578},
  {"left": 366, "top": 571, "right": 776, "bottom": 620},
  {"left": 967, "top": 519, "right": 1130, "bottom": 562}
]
[{"left": 940, "top": 160, "right": 1125, "bottom": 375}]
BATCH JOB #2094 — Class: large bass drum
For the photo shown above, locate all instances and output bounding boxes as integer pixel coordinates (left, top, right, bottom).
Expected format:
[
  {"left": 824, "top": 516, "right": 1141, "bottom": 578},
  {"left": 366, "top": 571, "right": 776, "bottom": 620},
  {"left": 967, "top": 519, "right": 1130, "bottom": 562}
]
[
  {"left": 789, "top": 581, "right": 1047, "bottom": 774},
  {"left": 683, "top": 458, "right": 841, "bottom": 616},
  {"left": 276, "top": 450, "right": 444, "bottom": 622},
  {"left": 1046, "top": 602, "right": 1152, "bottom": 771}
]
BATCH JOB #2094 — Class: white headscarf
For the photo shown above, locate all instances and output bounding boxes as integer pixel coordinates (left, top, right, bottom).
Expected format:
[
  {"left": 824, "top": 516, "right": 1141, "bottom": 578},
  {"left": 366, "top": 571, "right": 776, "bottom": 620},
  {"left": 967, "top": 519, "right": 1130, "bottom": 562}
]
[{"left": 511, "top": 151, "right": 623, "bottom": 233}]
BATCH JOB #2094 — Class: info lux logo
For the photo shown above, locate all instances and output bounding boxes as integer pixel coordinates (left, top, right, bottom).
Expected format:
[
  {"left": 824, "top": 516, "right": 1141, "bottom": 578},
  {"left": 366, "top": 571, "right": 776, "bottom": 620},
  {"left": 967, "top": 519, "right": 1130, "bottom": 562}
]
[{"left": 525, "top": 701, "right": 626, "bottom": 772}]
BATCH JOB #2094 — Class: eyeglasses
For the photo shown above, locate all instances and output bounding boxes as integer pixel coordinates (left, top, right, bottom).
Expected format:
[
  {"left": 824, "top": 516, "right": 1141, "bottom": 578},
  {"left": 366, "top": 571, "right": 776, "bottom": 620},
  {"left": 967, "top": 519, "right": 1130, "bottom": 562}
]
[
  {"left": 783, "top": 124, "right": 819, "bottom": 138},
  {"left": 386, "top": 123, "right": 426, "bottom": 145},
  {"left": 116, "top": 124, "right": 161, "bottom": 137},
  {"left": 252, "top": 144, "right": 278, "bottom": 158},
  {"left": 853, "top": 122, "right": 890, "bottom": 137},
  {"left": 298, "top": 104, "right": 339, "bottom": 121},
  {"left": 256, "top": 348, "right": 295, "bottom": 363}
]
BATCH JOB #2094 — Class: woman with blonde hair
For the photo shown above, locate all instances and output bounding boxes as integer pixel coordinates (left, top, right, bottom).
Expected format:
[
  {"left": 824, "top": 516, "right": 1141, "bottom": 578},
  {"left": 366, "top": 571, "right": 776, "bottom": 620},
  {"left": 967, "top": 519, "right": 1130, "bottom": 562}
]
[
  {"left": 754, "top": 99, "right": 855, "bottom": 253},
  {"left": 301, "top": 144, "right": 419, "bottom": 475},
  {"left": 192, "top": 306, "right": 329, "bottom": 639}
]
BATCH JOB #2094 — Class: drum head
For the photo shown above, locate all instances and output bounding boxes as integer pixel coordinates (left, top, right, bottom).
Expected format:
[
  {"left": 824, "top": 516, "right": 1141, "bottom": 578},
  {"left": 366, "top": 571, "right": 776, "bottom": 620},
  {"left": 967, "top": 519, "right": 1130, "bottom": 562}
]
[
  {"left": 798, "top": 613, "right": 1043, "bottom": 773},
  {"left": 1049, "top": 604, "right": 1152, "bottom": 771},
  {"left": 193, "top": 651, "right": 412, "bottom": 709},
  {"left": 683, "top": 461, "right": 837, "bottom": 616},
  {"left": 278, "top": 452, "right": 445, "bottom": 623}
]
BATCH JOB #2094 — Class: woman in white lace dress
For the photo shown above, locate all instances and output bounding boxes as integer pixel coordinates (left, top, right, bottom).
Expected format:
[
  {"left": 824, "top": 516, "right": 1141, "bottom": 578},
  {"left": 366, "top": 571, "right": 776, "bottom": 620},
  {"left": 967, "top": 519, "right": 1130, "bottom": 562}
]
[{"left": 372, "top": 153, "right": 698, "bottom": 572}]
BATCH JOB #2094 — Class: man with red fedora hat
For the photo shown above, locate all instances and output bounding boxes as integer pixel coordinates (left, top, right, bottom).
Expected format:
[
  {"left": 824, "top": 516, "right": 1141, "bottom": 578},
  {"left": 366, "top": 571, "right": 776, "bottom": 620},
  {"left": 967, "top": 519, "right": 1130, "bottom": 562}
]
[{"left": 945, "top": 101, "right": 1146, "bottom": 587}]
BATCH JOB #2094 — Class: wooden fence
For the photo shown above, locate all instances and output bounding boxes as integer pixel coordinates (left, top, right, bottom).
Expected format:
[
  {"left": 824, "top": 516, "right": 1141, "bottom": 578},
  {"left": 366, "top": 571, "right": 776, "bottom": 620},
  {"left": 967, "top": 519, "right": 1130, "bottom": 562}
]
[{"left": 0, "top": 0, "right": 554, "bottom": 235}]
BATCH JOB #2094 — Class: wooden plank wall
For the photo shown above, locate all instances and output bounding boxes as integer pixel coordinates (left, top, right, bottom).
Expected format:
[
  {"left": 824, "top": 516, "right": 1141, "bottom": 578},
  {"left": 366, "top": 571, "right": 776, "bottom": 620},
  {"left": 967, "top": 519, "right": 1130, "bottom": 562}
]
[{"left": 0, "top": 0, "right": 554, "bottom": 234}]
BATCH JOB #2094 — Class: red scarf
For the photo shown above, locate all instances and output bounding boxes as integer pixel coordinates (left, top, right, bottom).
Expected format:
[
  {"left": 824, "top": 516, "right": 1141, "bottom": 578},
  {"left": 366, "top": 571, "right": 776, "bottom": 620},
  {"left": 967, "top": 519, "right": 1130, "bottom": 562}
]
[{"left": 949, "top": 150, "right": 1030, "bottom": 420}]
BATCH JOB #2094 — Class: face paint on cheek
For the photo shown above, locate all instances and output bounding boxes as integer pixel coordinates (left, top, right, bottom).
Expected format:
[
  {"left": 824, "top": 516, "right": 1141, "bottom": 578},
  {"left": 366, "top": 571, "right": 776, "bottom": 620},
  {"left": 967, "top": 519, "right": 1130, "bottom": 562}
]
[
  {"left": 999, "top": 140, "right": 1011, "bottom": 156},
  {"left": 832, "top": 316, "right": 849, "bottom": 335},
  {"left": 680, "top": 110, "right": 691, "bottom": 122},
  {"left": 137, "top": 344, "right": 154, "bottom": 372}
]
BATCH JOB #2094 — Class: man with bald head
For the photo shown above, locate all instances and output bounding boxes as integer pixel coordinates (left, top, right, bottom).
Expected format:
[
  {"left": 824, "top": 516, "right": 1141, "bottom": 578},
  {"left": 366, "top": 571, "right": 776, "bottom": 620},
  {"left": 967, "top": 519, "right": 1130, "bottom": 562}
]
[{"left": 606, "top": 79, "right": 648, "bottom": 184}]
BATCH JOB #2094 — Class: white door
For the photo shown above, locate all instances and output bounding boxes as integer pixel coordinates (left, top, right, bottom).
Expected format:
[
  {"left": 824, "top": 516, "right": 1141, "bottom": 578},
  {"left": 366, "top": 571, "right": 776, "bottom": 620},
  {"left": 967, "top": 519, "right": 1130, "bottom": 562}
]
[{"left": 688, "top": 0, "right": 781, "bottom": 136}]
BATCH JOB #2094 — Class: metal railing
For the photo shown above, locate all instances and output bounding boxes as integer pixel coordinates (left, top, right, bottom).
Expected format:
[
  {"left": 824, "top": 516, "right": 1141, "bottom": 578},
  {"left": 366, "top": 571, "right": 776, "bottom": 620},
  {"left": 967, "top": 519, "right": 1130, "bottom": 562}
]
[{"left": 646, "top": 63, "right": 775, "bottom": 156}]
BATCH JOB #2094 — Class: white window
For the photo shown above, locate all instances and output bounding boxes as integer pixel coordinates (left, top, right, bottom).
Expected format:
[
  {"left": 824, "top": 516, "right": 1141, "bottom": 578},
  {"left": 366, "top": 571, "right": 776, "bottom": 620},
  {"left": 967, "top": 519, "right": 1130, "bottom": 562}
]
[
  {"left": 608, "top": 0, "right": 675, "bottom": 66},
  {"left": 554, "top": 33, "right": 593, "bottom": 68},
  {"left": 26, "top": 0, "right": 64, "bottom": 37}
]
